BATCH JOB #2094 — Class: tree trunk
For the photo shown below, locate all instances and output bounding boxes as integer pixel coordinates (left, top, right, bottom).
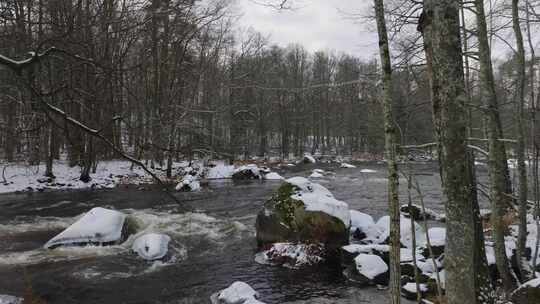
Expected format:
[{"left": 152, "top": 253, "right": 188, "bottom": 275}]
[
  {"left": 373, "top": 1, "right": 400, "bottom": 303},
  {"left": 473, "top": 0, "right": 516, "bottom": 293}
]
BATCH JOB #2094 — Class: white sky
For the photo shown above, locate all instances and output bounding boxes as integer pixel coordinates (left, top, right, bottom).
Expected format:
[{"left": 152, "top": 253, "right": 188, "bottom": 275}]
[{"left": 235, "top": 0, "right": 378, "bottom": 59}]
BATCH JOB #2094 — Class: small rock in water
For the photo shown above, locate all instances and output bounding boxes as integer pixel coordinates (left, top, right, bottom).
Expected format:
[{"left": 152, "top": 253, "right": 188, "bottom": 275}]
[
  {"left": 132, "top": 233, "right": 171, "bottom": 260},
  {"left": 211, "top": 281, "right": 265, "bottom": 304},
  {"left": 255, "top": 243, "right": 325, "bottom": 269}
]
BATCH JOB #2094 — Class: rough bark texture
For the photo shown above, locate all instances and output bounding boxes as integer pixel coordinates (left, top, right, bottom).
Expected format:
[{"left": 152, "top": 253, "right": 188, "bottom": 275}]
[
  {"left": 512, "top": 0, "right": 531, "bottom": 282},
  {"left": 473, "top": 0, "right": 516, "bottom": 293},
  {"left": 430, "top": 1, "right": 492, "bottom": 303},
  {"left": 373, "top": 1, "right": 400, "bottom": 303}
]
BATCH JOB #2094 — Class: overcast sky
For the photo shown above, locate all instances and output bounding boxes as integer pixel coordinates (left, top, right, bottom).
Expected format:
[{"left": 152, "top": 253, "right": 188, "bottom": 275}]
[{"left": 236, "top": 0, "right": 378, "bottom": 59}]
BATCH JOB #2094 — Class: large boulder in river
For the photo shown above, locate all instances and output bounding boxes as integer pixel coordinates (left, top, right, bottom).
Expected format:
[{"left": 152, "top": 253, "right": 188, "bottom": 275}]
[
  {"left": 44, "top": 207, "right": 129, "bottom": 249},
  {"left": 349, "top": 210, "right": 383, "bottom": 242},
  {"left": 132, "top": 233, "right": 171, "bottom": 260},
  {"left": 255, "top": 177, "right": 350, "bottom": 253}
]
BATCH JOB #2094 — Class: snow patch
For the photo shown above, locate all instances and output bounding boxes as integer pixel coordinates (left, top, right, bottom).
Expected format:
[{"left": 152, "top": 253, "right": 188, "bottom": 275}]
[
  {"left": 340, "top": 163, "right": 356, "bottom": 168},
  {"left": 0, "top": 295, "right": 22, "bottom": 304},
  {"left": 354, "top": 253, "right": 388, "bottom": 280},
  {"left": 212, "top": 281, "right": 265, "bottom": 304}
]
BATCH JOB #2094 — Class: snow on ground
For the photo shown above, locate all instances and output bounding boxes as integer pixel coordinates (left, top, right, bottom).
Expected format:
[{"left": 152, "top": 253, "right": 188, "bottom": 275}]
[
  {"left": 212, "top": 281, "right": 265, "bottom": 304},
  {"left": 44, "top": 207, "right": 126, "bottom": 249},
  {"left": 354, "top": 253, "right": 388, "bottom": 280},
  {"left": 132, "top": 233, "right": 171, "bottom": 260},
  {"left": 286, "top": 177, "right": 350, "bottom": 226},
  {"left": 0, "top": 159, "right": 284, "bottom": 194},
  {"left": 0, "top": 295, "right": 22, "bottom": 304}
]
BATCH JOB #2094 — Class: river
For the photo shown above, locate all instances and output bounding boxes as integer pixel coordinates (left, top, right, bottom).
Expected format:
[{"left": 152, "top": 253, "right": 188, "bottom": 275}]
[{"left": 0, "top": 162, "right": 484, "bottom": 304}]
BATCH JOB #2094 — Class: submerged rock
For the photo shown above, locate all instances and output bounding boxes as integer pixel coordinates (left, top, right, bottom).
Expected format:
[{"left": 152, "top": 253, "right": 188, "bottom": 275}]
[
  {"left": 211, "top": 281, "right": 265, "bottom": 304},
  {"left": 255, "top": 177, "right": 350, "bottom": 253},
  {"left": 44, "top": 207, "right": 127, "bottom": 249},
  {"left": 132, "top": 233, "right": 171, "bottom": 260}
]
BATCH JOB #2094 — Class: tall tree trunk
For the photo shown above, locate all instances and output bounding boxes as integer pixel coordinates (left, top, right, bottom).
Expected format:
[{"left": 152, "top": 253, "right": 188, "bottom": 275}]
[
  {"left": 430, "top": 1, "right": 493, "bottom": 303},
  {"left": 473, "top": 0, "right": 516, "bottom": 293},
  {"left": 373, "top": 1, "right": 400, "bottom": 303},
  {"left": 512, "top": 0, "right": 531, "bottom": 282}
]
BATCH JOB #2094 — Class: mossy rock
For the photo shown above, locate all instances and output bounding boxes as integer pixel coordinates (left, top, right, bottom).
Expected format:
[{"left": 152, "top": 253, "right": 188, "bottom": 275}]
[{"left": 256, "top": 182, "right": 348, "bottom": 252}]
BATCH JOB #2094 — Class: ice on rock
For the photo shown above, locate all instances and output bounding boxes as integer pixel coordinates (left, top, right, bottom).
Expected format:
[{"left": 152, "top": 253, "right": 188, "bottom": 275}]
[
  {"left": 213, "top": 281, "right": 265, "bottom": 304},
  {"left": 0, "top": 295, "right": 22, "bottom": 304},
  {"left": 44, "top": 207, "right": 126, "bottom": 249},
  {"left": 354, "top": 253, "right": 388, "bottom": 280},
  {"left": 132, "top": 233, "right": 171, "bottom": 260},
  {"left": 286, "top": 177, "right": 350, "bottom": 227}
]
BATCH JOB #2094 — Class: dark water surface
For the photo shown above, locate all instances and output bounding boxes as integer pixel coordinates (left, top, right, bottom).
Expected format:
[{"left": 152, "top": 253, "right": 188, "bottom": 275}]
[{"left": 0, "top": 162, "right": 477, "bottom": 304}]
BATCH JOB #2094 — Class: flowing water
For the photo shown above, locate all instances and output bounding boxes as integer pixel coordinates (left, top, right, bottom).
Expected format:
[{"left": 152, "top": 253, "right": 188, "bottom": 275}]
[{"left": 0, "top": 162, "right": 486, "bottom": 304}]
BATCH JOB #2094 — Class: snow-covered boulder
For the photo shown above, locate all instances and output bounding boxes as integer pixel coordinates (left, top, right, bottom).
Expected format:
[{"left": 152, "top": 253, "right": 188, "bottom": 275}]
[
  {"left": 0, "top": 295, "right": 22, "bottom": 304},
  {"left": 344, "top": 253, "right": 389, "bottom": 285},
  {"left": 254, "top": 243, "right": 325, "bottom": 269},
  {"left": 376, "top": 216, "right": 426, "bottom": 248},
  {"left": 232, "top": 165, "right": 262, "bottom": 180},
  {"left": 255, "top": 177, "right": 350, "bottom": 254},
  {"left": 309, "top": 170, "right": 324, "bottom": 178},
  {"left": 211, "top": 281, "right": 265, "bottom": 304},
  {"left": 206, "top": 163, "right": 235, "bottom": 179},
  {"left": 349, "top": 210, "right": 382, "bottom": 242},
  {"left": 175, "top": 174, "right": 200, "bottom": 192},
  {"left": 262, "top": 172, "right": 284, "bottom": 180},
  {"left": 44, "top": 207, "right": 127, "bottom": 249},
  {"left": 132, "top": 233, "right": 171, "bottom": 260},
  {"left": 340, "top": 163, "right": 357, "bottom": 168},
  {"left": 401, "top": 282, "right": 428, "bottom": 300},
  {"left": 511, "top": 278, "right": 540, "bottom": 304},
  {"left": 301, "top": 153, "right": 317, "bottom": 164},
  {"left": 419, "top": 227, "right": 446, "bottom": 258}
]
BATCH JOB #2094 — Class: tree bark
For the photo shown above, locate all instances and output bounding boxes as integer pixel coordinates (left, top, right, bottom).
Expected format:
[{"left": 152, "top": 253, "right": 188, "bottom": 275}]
[{"left": 373, "top": 1, "right": 400, "bottom": 303}]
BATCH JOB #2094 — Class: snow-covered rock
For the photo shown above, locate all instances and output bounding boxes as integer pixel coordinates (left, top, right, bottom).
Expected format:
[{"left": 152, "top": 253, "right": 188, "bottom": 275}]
[
  {"left": 286, "top": 177, "right": 350, "bottom": 226},
  {"left": 132, "top": 233, "right": 171, "bottom": 260},
  {"left": 302, "top": 153, "right": 317, "bottom": 164},
  {"left": 340, "top": 163, "right": 356, "bottom": 168},
  {"left": 44, "top": 207, "right": 127, "bottom": 249},
  {"left": 263, "top": 172, "right": 284, "bottom": 180},
  {"left": 175, "top": 174, "right": 200, "bottom": 192},
  {"left": 400, "top": 204, "right": 444, "bottom": 221},
  {"left": 401, "top": 282, "right": 428, "bottom": 300},
  {"left": 212, "top": 281, "right": 265, "bottom": 304},
  {"left": 232, "top": 164, "right": 263, "bottom": 180},
  {"left": 360, "top": 169, "right": 377, "bottom": 173},
  {"left": 347, "top": 253, "right": 389, "bottom": 285},
  {"left": 256, "top": 177, "right": 350, "bottom": 253},
  {"left": 309, "top": 169, "right": 325, "bottom": 178},
  {"left": 376, "top": 216, "right": 426, "bottom": 248},
  {"left": 254, "top": 243, "right": 324, "bottom": 269},
  {"left": 349, "top": 210, "right": 383, "bottom": 242},
  {"left": 0, "top": 295, "right": 22, "bottom": 304}
]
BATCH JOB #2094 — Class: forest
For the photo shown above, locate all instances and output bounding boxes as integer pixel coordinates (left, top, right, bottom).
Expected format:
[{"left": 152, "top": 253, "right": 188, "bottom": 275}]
[{"left": 0, "top": 0, "right": 539, "bottom": 304}]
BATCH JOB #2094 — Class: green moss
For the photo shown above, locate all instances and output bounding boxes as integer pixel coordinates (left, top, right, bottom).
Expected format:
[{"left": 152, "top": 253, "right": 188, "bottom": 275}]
[{"left": 272, "top": 182, "right": 305, "bottom": 231}]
